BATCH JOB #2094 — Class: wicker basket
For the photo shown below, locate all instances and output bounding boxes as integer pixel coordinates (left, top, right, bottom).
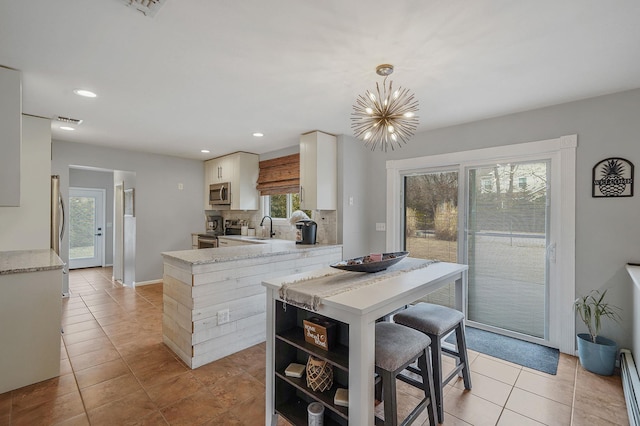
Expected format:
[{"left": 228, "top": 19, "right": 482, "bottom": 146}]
[{"left": 306, "top": 356, "right": 333, "bottom": 392}]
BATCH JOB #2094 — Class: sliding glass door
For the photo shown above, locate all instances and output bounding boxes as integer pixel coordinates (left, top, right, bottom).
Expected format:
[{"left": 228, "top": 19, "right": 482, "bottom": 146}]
[
  {"left": 466, "top": 161, "right": 550, "bottom": 339},
  {"left": 403, "top": 161, "right": 551, "bottom": 342}
]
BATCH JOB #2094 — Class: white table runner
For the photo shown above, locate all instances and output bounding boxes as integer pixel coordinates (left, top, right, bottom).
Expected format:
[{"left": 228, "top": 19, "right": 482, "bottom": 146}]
[{"left": 279, "top": 258, "right": 437, "bottom": 310}]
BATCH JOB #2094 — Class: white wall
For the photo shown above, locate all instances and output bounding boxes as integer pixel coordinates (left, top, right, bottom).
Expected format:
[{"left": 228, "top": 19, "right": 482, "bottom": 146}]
[
  {"left": 337, "top": 135, "right": 375, "bottom": 259},
  {"left": 52, "top": 140, "right": 204, "bottom": 288},
  {"left": 356, "top": 88, "right": 640, "bottom": 351},
  {"left": 69, "top": 168, "right": 114, "bottom": 265},
  {"left": 0, "top": 115, "right": 51, "bottom": 251}
]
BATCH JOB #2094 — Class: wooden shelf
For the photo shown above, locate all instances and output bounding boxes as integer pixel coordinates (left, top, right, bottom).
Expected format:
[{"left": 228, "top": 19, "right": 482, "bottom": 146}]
[
  {"left": 275, "top": 372, "right": 348, "bottom": 420},
  {"left": 276, "top": 327, "right": 349, "bottom": 372},
  {"left": 276, "top": 398, "right": 346, "bottom": 426},
  {"left": 274, "top": 303, "right": 350, "bottom": 424}
]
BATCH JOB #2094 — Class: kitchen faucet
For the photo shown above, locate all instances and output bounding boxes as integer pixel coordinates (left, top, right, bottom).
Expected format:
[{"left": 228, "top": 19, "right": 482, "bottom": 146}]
[{"left": 260, "top": 215, "right": 276, "bottom": 238}]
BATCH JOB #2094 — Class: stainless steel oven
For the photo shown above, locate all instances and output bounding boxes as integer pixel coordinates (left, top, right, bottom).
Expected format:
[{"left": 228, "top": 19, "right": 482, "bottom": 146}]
[{"left": 197, "top": 234, "right": 218, "bottom": 249}]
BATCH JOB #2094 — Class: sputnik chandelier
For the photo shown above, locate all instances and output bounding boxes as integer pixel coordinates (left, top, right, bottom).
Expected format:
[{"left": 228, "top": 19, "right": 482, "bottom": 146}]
[{"left": 351, "top": 64, "right": 419, "bottom": 152}]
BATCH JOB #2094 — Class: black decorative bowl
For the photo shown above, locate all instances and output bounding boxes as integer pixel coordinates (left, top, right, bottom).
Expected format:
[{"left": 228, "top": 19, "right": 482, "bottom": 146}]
[{"left": 330, "top": 251, "right": 409, "bottom": 273}]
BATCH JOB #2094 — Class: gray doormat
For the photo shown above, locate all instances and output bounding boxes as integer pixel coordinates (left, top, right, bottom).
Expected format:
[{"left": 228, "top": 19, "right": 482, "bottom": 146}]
[{"left": 446, "top": 326, "right": 560, "bottom": 375}]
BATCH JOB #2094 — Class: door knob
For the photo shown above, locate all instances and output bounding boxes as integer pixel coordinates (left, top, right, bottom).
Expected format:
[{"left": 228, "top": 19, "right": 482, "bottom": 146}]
[{"left": 95, "top": 233, "right": 102, "bottom": 236}]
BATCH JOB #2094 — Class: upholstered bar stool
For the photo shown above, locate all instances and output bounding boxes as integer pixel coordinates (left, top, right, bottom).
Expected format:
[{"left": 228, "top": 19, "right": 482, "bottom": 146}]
[
  {"left": 393, "top": 303, "right": 472, "bottom": 424},
  {"left": 375, "top": 322, "right": 437, "bottom": 426}
]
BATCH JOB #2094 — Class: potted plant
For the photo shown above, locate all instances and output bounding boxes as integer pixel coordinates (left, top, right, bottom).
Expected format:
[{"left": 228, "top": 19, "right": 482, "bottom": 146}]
[{"left": 574, "top": 289, "right": 621, "bottom": 375}]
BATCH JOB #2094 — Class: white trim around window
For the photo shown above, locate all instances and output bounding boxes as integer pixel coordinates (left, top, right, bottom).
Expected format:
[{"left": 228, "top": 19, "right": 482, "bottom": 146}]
[{"left": 386, "top": 134, "right": 577, "bottom": 354}]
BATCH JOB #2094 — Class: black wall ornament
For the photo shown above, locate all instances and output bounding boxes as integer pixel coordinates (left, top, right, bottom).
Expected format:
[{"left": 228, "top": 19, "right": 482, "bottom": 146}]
[{"left": 592, "top": 158, "right": 634, "bottom": 197}]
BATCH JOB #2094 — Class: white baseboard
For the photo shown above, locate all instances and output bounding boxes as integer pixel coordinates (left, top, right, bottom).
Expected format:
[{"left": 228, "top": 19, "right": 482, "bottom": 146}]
[{"left": 134, "top": 279, "right": 163, "bottom": 287}]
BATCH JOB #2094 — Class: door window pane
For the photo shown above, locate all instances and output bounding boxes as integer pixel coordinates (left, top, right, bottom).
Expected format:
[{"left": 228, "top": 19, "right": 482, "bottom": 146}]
[
  {"left": 69, "top": 196, "right": 96, "bottom": 259},
  {"left": 404, "top": 171, "right": 458, "bottom": 307},
  {"left": 466, "top": 161, "right": 549, "bottom": 338}
]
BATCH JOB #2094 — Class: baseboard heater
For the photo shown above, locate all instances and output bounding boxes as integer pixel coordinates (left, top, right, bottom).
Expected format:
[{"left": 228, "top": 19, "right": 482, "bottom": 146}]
[{"left": 621, "top": 349, "right": 640, "bottom": 426}]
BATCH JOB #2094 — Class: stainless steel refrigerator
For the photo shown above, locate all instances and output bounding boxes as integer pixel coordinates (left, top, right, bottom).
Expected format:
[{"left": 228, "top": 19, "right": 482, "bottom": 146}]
[{"left": 50, "top": 175, "right": 65, "bottom": 255}]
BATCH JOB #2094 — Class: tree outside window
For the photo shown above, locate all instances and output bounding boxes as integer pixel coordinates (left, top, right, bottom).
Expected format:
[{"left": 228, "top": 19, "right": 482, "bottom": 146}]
[{"left": 266, "top": 193, "right": 311, "bottom": 219}]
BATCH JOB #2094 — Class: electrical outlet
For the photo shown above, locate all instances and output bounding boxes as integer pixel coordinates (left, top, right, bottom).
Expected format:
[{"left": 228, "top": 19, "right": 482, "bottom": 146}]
[
  {"left": 217, "top": 309, "right": 229, "bottom": 325},
  {"left": 376, "top": 223, "right": 386, "bottom": 231}
]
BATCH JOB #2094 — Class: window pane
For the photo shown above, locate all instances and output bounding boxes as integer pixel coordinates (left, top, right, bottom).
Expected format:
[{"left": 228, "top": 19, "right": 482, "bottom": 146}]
[
  {"left": 404, "top": 171, "right": 458, "bottom": 307},
  {"left": 466, "top": 161, "right": 549, "bottom": 338},
  {"left": 269, "top": 194, "right": 287, "bottom": 218},
  {"left": 69, "top": 196, "right": 96, "bottom": 259},
  {"left": 291, "top": 193, "right": 312, "bottom": 218}
]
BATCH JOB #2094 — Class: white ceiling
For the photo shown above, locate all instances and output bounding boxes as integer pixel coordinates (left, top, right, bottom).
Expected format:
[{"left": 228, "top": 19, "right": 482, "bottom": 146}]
[{"left": 1, "top": 0, "right": 640, "bottom": 159}]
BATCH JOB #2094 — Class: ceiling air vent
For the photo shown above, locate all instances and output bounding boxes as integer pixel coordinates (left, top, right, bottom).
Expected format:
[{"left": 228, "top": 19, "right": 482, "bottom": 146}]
[
  {"left": 118, "top": 0, "right": 165, "bottom": 17},
  {"left": 56, "top": 116, "right": 83, "bottom": 125}
]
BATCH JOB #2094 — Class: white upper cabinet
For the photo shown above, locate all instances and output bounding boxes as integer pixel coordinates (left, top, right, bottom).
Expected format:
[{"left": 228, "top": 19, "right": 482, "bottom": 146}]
[
  {"left": 204, "top": 152, "right": 259, "bottom": 210},
  {"left": 0, "top": 67, "right": 22, "bottom": 206},
  {"left": 299, "top": 131, "right": 337, "bottom": 211},
  {"left": 206, "top": 155, "right": 234, "bottom": 184}
]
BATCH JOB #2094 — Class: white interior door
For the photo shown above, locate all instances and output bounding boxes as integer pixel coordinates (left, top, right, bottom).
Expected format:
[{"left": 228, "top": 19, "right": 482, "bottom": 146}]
[{"left": 68, "top": 188, "right": 105, "bottom": 269}]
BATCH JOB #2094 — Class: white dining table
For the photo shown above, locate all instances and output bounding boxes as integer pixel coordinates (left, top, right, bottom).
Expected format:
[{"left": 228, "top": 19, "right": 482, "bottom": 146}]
[{"left": 262, "top": 259, "right": 468, "bottom": 426}]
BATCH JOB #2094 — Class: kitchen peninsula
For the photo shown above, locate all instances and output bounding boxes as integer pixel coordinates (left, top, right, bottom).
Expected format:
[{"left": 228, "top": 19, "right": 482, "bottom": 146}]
[{"left": 161, "top": 240, "right": 342, "bottom": 368}]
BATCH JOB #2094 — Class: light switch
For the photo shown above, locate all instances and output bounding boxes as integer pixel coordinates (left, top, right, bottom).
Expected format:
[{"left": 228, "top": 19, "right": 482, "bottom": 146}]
[
  {"left": 178, "top": 183, "right": 184, "bottom": 190},
  {"left": 348, "top": 196, "right": 354, "bottom": 206}
]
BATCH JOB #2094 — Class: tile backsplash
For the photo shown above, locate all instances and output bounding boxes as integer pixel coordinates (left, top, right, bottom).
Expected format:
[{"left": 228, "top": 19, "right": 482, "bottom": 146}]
[{"left": 218, "top": 210, "right": 337, "bottom": 245}]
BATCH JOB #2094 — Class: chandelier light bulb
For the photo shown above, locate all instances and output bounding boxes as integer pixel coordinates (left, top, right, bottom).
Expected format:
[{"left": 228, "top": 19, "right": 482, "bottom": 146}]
[{"left": 351, "top": 64, "right": 419, "bottom": 152}]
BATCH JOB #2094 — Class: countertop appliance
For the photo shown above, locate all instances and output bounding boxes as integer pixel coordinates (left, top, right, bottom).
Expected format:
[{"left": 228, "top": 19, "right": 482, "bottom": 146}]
[
  {"left": 197, "top": 234, "right": 218, "bottom": 249},
  {"left": 224, "top": 220, "right": 243, "bottom": 235},
  {"left": 209, "top": 182, "right": 231, "bottom": 206},
  {"left": 205, "top": 215, "right": 223, "bottom": 235},
  {"left": 295, "top": 219, "right": 317, "bottom": 245}
]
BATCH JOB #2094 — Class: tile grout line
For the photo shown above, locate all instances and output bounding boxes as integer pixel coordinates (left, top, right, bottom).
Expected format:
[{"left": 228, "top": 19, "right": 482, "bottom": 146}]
[
  {"left": 76, "top": 286, "right": 165, "bottom": 424},
  {"left": 569, "top": 359, "right": 578, "bottom": 426}
]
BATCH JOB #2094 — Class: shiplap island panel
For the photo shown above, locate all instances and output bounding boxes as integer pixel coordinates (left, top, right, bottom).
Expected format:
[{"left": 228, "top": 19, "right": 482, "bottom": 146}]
[{"left": 161, "top": 241, "right": 342, "bottom": 368}]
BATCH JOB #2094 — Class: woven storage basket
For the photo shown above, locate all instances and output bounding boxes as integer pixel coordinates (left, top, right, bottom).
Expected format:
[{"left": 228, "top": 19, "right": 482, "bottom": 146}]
[{"left": 306, "top": 356, "right": 333, "bottom": 392}]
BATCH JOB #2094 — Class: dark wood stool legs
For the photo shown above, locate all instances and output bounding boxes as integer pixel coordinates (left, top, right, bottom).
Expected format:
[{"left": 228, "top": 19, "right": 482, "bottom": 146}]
[{"left": 393, "top": 303, "right": 472, "bottom": 424}]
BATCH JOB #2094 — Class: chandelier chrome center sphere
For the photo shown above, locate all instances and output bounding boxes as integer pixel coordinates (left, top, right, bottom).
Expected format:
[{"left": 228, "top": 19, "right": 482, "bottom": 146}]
[{"left": 351, "top": 64, "right": 419, "bottom": 152}]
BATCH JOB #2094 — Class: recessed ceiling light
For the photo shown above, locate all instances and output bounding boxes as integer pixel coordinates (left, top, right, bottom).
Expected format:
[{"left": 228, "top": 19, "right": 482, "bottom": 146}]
[
  {"left": 252, "top": 132, "right": 264, "bottom": 137},
  {"left": 201, "top": 149, "right": 210, "bottom": 153},
  {"left": 73, "top": 89, "right": 97, "bottom": 98},
  {"left": 60, "top": 126, "right": 75, "bottom": 131}
]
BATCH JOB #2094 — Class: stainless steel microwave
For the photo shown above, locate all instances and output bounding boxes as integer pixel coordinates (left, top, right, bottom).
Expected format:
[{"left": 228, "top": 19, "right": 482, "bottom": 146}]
[{"left": 209, "top": 182, "right": 231, "bottom": 205}]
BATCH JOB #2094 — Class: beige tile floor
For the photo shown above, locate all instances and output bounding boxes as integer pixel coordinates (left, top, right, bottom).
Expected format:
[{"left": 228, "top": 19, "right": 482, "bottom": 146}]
[{"left": 0, "top": 267, "right": 629, "bottom": 425}]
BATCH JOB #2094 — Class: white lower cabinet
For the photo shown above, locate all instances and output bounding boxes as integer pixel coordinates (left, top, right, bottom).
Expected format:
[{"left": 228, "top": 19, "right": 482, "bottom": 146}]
[{"left": 0, "top": 268, "right": 62, "bottom": 393}]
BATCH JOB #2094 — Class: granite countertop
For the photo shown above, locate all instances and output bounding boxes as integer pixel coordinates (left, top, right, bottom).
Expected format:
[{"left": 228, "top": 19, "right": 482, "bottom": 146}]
[
  {"left": 162, "top": 240, "right": 341, "bottom": 266},
  {"left": 0, "top": 249, "right": 65, "bottom": 275}
]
